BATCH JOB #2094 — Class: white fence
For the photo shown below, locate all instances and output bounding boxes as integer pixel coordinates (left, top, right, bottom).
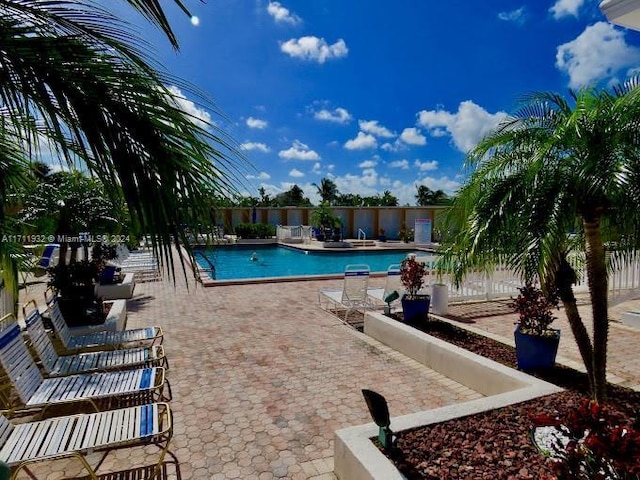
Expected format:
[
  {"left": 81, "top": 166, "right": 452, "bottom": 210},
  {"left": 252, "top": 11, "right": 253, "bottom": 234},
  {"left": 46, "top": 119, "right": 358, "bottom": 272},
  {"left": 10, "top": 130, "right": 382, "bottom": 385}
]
[
  {"left": 420, "top": 252, "right": 640, "bottom": 303},
  {"left": 276, "top": 225, "right": 313, "bottom": 243}
]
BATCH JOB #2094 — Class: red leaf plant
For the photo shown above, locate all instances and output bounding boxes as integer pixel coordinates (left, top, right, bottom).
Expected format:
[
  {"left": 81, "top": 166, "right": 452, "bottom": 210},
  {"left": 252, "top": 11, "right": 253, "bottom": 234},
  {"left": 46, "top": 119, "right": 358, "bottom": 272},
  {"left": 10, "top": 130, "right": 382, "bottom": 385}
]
[{"left": 531, "top": 399, "right": 640, "bottom": 479}]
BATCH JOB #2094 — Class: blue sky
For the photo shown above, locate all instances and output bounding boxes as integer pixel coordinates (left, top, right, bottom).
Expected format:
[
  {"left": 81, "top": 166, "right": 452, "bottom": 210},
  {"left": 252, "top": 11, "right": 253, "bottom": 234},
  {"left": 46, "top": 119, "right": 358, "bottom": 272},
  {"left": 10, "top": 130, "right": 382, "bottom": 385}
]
[{"left": 119, "top": 0, "right": 640, "bottom": 205}]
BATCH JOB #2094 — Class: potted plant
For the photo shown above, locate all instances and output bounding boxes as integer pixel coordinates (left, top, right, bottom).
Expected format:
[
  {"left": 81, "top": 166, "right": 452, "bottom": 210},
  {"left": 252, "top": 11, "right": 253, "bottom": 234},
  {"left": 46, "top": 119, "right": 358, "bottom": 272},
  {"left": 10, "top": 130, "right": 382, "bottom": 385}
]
[
  {"left": 511, "top": 283, "right": 561, "bottom": 370},
  {"left": 399, "top": 255, "right": 430, "bottom": 323},
  {"left": 46, "top": 243, "right": 117, "bottom": 326},
  {"left": 310, "top": 203, "right": 342, "bottom": 242}
]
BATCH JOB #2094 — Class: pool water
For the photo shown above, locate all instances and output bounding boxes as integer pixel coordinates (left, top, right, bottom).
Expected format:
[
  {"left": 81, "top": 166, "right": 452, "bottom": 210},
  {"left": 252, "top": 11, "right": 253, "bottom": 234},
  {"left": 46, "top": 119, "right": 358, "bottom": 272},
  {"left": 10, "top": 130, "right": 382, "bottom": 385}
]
[{"left": 195, "top": 245, "right": 427, "bottom": 280}]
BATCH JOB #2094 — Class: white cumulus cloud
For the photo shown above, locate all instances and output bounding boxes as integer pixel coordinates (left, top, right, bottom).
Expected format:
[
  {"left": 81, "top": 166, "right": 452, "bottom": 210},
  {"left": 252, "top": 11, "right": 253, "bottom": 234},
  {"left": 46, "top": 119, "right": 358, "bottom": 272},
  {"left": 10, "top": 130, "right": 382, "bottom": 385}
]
[
  {"left": 550, "top": 0, "right": 584, "bottom": 19},
  {"left": 417, "top": 100, "right": 508, "bottom": 153},
  {"left": 389, "top": 159, "right": 409, "bottom": 170},
  {"left": 289, "top": 168, "right": 305, "bottom": 178},
  {"left": 246, "top": 171, "right": 271, "bottom": 180},
  {"left": 498, "top": 7, "right": 526, "bottom": 24},
  {"left": 312, "top": 162, "right": 322, "bottom": 174},
  {"left": 246, "top": 117, "right": 268, "bottom": 129},
  {"left": 241, "top": 142, "right": 270, "bottom": 152},
  {"left": 344, "top": 132, "right": 377, "bottom": 150},
  {"left": 314, "top": 107, "right": 352, "bottom": 124},
  {"left": 280, "top": 36, "right": 348, "bottom": 63},
  {"left": 267, "top": 1, "right": 301, "bottom": 24},
  {"left": 166, "top": 86, "right": 211, "bottom": 129},
  {"left": 556, "top": 22, "right": 640, "bottom": 89},
  {"left": 414, "top": 159, "right": 438, "bottom": 171},
  {"left": 279, "top": 140, "right": 320, "bottom": 161},
  {"left": 399, "top": 127, "right": 427, "bottom": 146},
  {"left": 358, "top": 160, "right": 377, "bottom": 168},
  {"left": 359, "top": 120, "right": 395, "bottom": 138}
]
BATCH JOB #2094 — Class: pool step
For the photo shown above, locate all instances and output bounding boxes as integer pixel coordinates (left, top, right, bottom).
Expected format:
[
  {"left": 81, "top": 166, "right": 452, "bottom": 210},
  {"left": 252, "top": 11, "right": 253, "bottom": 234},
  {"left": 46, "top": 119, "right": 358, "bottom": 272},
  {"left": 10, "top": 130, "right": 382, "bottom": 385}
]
[{"left": 347, "top": 239, "right": 377, "bottom": 247}]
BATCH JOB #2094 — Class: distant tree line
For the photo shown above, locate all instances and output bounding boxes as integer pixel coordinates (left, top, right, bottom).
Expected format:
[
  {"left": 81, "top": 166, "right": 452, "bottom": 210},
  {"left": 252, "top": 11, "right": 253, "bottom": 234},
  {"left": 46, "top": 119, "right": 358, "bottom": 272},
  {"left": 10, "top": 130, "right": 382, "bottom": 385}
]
[{"left": 215, "top": 178, "right": 452, "bottom": 208}]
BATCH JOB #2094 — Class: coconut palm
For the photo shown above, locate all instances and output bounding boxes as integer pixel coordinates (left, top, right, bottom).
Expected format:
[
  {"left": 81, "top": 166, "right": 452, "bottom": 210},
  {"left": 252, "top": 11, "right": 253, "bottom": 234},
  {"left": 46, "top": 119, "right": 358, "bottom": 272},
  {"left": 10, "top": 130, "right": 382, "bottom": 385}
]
[
  {"left": 313, "top": 178, "right": 339, "bottom": 205},
  {"left": 0, "top": 0, "right": 246, "bottom": 288},
  {"left": 439, "top": 84, "right": 640, "bottom": 401}
]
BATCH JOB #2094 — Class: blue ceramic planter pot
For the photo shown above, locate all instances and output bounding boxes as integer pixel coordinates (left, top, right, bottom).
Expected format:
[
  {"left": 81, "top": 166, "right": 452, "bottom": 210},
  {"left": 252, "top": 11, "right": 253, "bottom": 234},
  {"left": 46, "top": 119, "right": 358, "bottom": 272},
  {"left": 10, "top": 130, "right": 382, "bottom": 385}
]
[
  {"left": 401, "top": 294, "right": 430, "bottom": 323},
  {"left": 514, "top": 325, "right": 560, "bottom": 370}
]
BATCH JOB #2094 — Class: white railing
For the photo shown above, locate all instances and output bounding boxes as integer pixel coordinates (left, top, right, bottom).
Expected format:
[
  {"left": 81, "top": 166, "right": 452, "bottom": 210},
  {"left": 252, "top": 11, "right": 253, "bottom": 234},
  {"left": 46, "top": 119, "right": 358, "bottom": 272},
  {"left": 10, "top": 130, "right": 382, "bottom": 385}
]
[
  {"left": 422, "top": 252, "right": 640, "bottom": 303},
  {"left": 357, "top": 228, "right": 366, "bottom": 241},
  {"left": 276, "top": 225, "right": 313, "bottom": 243}
]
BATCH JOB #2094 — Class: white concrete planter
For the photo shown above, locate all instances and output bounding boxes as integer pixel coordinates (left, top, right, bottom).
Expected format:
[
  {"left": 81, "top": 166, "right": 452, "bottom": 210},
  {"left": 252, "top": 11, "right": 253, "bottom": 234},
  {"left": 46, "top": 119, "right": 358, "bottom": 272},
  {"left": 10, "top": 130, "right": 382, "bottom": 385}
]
[
  {"left": 94, "top": 272, "right": 136, "bottom": 300},
  {"left": 68, "top": 299, "right": 127, "bottom": 336},
  {"left": 621, "top": 311, "right": 640, "bottom": 329},
  {"left": 333, "top": 311, "right": 562, "bottom": 480}
]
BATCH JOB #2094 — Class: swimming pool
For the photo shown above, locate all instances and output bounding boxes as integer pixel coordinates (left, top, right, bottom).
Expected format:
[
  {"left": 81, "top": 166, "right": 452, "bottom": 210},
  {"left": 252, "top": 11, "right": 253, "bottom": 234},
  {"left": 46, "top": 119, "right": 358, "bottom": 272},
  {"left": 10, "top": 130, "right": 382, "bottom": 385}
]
[{"left": 194, "top": 244, "right": 430, "bottom": 281}]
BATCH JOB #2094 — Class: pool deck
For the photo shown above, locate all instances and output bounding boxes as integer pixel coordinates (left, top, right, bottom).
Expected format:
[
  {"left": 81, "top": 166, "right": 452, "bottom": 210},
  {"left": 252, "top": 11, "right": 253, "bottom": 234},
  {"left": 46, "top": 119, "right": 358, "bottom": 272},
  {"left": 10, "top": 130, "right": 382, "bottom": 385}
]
[{"left": 16, "top": 268, "right": 640, "bottom": 479}]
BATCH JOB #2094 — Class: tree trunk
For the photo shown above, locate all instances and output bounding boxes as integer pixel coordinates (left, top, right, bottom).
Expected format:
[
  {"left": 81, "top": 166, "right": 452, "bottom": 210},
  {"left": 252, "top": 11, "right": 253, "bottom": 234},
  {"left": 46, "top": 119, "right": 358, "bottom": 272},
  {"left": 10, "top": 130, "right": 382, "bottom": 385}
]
[
  {"left": 555, "top": 257, "right": 595, "bottom": 391},
  {"left": 583, "top": 214, "right": 609, "bottom": 402}
]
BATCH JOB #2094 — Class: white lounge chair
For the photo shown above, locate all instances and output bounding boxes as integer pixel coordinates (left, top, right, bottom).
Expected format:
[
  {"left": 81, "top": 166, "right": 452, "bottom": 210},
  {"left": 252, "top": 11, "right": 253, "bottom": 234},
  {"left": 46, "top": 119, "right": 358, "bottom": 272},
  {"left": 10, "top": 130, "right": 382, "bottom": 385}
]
[
  {"left": 0, "top": 402, "right": 172, "bottom": 479},
  {"left": 0, "top": 314, "right": 169, "bottom": 416},
  {"left": 368, "top": 264, "right": 404, "bottom": 311},
  {"left": 45, "top": 292, "right": 163, "bottom": 352},
  {"left": 318, "top": 264, "right": 375, "bottom": 323},
  {"left": 23, "top": 302, "right": 168, "bottom": 376}
]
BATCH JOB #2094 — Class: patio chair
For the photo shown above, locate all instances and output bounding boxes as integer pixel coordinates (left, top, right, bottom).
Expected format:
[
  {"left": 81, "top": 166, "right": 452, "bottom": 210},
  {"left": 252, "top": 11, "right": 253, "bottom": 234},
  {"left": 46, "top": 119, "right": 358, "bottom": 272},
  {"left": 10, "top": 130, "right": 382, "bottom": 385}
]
[
  {"left": 31, "top": 243, "right": 59, "bottom": 277},
  {"left": 318, "top": 264, "right": 375, "bottom": 323},
  {"left": 45, "top": 291, "right": 163, "bottom": 352},
  {"left": 0, "top": 314, "right": 169, "bottom": 416},
  {"left": 0, "top": 402, "right": 172, "bottom": 479},
  {"left": 23, "top": 301, "right": 168, "bottom": 377},
  {"left": 367, "top": 264, "right": 404, "bottom": 310}
]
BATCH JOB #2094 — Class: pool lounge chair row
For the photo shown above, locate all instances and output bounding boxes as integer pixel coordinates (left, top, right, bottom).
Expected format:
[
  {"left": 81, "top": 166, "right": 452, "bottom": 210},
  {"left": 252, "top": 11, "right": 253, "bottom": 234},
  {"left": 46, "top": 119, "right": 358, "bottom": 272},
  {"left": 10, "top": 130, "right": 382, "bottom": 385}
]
[{"left": 0, "top": 292, "right": 173, "bottom": 479}]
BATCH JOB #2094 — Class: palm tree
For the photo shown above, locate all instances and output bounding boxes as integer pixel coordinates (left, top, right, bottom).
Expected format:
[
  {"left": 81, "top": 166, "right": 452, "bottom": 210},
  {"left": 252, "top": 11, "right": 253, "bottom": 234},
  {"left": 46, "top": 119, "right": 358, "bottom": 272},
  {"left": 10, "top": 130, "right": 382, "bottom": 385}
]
[
  {"left": 416, "top": 185, "right": 450, "bottom": 206},
  {"left": 439, "top": 84, "right": 640, "bottom": 402},
  {"left": 313, "top": 178, "right": 339, "bottom": 205},
  {"left": 0, "top": 0, "right": 246, "bottom": 289}
]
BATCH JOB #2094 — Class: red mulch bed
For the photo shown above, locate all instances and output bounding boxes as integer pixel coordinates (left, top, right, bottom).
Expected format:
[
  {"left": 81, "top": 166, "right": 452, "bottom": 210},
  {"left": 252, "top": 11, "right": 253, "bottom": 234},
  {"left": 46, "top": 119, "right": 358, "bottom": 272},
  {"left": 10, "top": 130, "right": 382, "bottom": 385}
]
[{"left": 381, "top": 315, "right": 640, "bottom": 479}]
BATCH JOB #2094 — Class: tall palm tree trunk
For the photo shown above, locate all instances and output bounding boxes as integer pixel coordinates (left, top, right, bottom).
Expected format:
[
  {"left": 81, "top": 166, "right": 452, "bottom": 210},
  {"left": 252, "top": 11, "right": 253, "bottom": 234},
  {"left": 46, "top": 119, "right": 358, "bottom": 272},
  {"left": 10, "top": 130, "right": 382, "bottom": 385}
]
[
  {"left": 556, "top": 257, "right": 595, "bottom": 391},
  {"left": 583, "top": 214, "right": 609, "bottom": 402}
]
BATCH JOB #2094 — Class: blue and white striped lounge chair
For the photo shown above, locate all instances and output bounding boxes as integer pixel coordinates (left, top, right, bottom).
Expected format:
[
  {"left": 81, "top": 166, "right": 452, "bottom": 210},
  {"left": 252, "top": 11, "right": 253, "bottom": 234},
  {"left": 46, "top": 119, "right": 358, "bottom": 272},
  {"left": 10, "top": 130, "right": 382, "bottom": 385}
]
[
  {"left": 0, "top": 402, "right": 172, "bottom": 479},
  {"left": 0, "top": 314, "right": 169, "bottom": 416},
  {"left": 318, "top": 264, "right": 375, "bottom": 323},
  {"left": 367, "top": 264, "right": 404, "bottom": 310},
  {"left": 45, "top": 293, "right": 163, "bottom": 352},
  {"left": 23, "top": 302, "right": 168, "bottom": 376}
]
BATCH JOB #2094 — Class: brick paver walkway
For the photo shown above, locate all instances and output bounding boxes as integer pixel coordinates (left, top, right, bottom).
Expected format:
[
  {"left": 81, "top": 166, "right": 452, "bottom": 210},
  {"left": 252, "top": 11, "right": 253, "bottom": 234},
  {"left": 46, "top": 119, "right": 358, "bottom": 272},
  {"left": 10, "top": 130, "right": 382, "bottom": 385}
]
[{"left": 17, "top": 274, "right": 480, "bottom": 479}]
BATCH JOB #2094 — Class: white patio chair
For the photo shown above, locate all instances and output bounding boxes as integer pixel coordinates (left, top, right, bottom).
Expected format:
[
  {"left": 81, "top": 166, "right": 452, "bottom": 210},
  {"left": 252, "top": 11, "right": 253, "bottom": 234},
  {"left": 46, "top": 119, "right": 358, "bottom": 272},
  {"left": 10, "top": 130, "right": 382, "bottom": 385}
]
[
  {"left": 0, "top": 402, "right": 172, "bottom": 479},
  {"left": 45, "top": 291, "right": 163, "bottom": 352},
  {"left": 0, "top": 314, "right": 169, "bottom": 416},
  {"left": 318, "top": 264, "right": 375, "bottom": 323},
  {"left": 367, "top": 264, "right": 404, "bottom": 310},
  {"left": 23, "top": 302, "right": 168, "bottom": 377}
]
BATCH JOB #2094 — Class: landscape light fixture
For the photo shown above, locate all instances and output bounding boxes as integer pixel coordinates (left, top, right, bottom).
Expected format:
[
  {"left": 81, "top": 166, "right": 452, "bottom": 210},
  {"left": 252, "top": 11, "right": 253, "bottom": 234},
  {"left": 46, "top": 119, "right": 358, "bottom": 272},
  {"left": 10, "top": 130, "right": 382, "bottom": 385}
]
[
  {"left": 361, "top": 389, "right": 396, "bottom": 449},
  {"left": 383, "top": 290, "right": 400, "bottom": 315}
]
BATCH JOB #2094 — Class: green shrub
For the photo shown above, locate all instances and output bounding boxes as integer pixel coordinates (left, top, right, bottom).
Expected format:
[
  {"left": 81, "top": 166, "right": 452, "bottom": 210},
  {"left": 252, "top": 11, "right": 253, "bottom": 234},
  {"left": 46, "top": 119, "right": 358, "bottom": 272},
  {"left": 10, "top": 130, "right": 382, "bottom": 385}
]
[{"left": 233, "top": 222, "right": 275, "bottom": 239}]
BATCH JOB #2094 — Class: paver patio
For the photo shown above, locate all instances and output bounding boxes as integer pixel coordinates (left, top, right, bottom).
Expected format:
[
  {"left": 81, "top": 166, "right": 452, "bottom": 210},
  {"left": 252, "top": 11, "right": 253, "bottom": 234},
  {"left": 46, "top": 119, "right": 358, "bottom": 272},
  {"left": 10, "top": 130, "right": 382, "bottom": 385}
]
[
  {"left": 16, "top": 274, "right": 481, "bottom": 479},
  {"left": 14, "top": 270, "right": 640, "bottom": 479}
]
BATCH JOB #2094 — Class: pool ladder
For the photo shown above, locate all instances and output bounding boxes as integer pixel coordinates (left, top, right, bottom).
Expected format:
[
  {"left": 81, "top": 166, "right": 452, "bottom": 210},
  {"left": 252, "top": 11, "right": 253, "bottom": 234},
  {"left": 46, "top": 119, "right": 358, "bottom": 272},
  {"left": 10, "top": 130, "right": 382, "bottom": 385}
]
[{"left": 194, "top": 251, "right": 216, "bottom": 280}]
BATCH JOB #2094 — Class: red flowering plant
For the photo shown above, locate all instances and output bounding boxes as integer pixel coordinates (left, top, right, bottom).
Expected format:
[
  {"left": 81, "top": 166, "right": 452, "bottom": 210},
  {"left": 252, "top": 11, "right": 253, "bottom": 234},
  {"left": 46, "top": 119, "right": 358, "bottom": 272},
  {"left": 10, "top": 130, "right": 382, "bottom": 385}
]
[
  {"left": 510, "top": 283, "right": 560, "bottom": 337},
  {"left": 400, "top": 255, "right": 427, "bottom": 299},
  {"left": 531, "top": 399, "right": 640, "bottom": 479}
]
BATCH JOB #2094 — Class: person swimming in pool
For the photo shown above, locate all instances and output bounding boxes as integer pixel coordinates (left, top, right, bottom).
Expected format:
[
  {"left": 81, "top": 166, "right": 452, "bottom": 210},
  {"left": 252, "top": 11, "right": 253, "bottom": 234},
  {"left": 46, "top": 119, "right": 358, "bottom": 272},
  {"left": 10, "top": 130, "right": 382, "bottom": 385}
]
[{"left": 250, "top": 252, "right": 258, "bottom": 261}]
